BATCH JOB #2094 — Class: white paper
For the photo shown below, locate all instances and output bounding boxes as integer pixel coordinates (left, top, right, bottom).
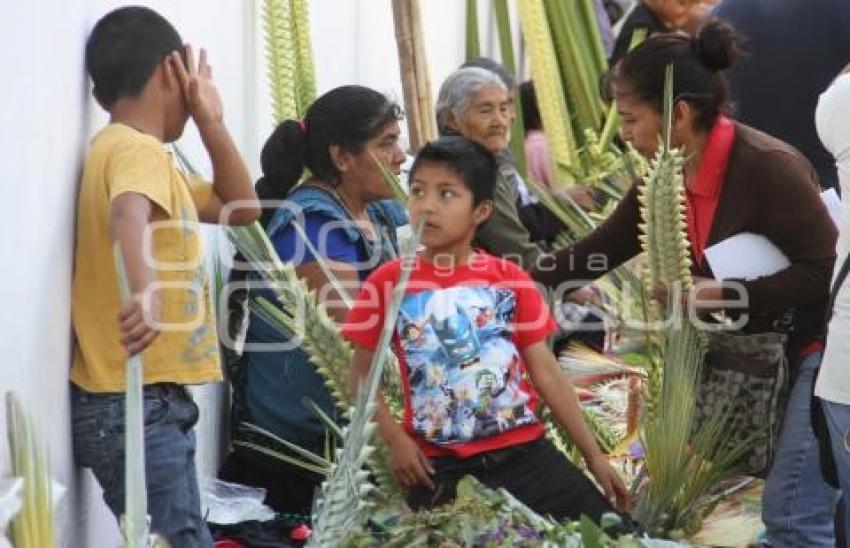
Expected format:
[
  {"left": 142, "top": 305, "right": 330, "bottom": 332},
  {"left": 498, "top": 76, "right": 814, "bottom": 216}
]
[
  {"left": 821, "top": 188, "right": 842, "bottom": 228},
  {"left": 704, "top": 232, "right": 790, "bottom": 281}
]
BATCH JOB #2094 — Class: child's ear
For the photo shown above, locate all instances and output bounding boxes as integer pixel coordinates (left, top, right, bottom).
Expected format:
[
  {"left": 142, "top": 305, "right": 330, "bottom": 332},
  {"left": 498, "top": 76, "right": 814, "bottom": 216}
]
[
  {"left": 473, "top": 199, "right": 494, "bottom": 225},
  {"left": 161, "top": 57, "right": 180, "bottom": 92}
]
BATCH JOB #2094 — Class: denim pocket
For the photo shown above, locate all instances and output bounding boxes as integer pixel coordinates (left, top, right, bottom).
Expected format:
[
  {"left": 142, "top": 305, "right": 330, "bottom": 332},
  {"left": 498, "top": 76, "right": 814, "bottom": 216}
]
[{"left": 143, "top": 391, "right": 171, "bottom": 434}]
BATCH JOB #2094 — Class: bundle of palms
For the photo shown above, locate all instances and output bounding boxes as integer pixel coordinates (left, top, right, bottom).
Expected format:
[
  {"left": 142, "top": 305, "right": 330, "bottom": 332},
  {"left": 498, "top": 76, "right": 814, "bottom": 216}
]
[
  {"left": 343, "top": 476, "right": 671, "bottom": 547},
  {"left": 491, "top": 2, "right": 652, "bottom": 336},
  {"left": 631, "top": 67, "right": 747, "bottom": 538}
]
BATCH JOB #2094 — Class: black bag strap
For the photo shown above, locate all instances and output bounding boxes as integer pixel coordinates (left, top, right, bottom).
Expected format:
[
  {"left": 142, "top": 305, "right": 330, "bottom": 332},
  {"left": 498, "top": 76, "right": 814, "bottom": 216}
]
[
  {"left": 811, "top": 251, "right": 850, "bottom": 489},
  {"left": 825, "top": 251, "right": 850, "bottom": 332}
]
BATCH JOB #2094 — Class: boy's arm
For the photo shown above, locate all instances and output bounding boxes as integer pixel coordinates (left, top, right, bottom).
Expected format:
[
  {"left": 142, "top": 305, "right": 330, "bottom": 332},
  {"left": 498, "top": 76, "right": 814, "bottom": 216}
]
[
  {"left": 523, "top": 341, "right": 629, "bottom": 510},
  {"left": 349, "top": 346, "right": 435, "bottom": 489},
  {"left": 169, "top": 47, "right": 260, "bottom": 225},
  {"left": 111, "top": 193, "right": 161, "bottom": 356}
]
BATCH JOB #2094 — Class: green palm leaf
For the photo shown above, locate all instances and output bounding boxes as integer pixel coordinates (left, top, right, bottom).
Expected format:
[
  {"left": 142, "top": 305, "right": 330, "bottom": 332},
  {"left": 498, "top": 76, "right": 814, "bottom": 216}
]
[{"left": 308, "top": 222, "right": 423, "bottom": 546}]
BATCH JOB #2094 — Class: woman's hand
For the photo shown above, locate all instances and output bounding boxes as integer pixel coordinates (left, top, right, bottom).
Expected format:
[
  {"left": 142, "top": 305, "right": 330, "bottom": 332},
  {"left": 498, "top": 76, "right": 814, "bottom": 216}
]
[
  {"left": 387, "top": 430, "right": 436, "bottom": 490},
  {"left": 587, "top": 454, "right": 631, "bottom": 512},
  {"left": 652, "top": 276, "right": 725, "bottom": 313}
]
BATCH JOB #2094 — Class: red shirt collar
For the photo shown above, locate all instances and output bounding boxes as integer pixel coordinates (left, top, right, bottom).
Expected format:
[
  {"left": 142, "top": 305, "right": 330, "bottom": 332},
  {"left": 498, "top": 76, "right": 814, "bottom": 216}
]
[
  {"left": 685, "top": 116, "right": 736, "bottom": 266},
  {"left": 690, "top": 115, "right": 735, "bottom": 198}
]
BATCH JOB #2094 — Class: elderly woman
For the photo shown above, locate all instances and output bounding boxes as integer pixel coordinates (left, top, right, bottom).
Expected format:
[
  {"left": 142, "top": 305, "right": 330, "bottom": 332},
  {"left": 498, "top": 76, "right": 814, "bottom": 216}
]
[{"left": 435, "top": 66, "right": 593, "bottom": 270}]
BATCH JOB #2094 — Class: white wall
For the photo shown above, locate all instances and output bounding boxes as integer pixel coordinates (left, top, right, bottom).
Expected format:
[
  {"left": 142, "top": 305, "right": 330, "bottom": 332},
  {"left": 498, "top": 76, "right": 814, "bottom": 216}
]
[{"left": 0, "top": 1, "right": 502, "bottom": 545}]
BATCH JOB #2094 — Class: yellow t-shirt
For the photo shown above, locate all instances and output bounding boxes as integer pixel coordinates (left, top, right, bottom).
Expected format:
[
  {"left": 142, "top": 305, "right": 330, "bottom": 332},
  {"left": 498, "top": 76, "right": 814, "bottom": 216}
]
[{"left": 71, "top": 123, "right": 222, "bottom": 392}]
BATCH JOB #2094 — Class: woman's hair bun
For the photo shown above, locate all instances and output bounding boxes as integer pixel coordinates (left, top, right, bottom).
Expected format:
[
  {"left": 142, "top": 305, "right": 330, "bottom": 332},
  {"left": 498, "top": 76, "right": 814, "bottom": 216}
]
[
  {"left": 260, "top": 119, "right": 306, "bottom": 194},
  {"left": 693, "top": 17, "right": 739, "bottom": 72}
]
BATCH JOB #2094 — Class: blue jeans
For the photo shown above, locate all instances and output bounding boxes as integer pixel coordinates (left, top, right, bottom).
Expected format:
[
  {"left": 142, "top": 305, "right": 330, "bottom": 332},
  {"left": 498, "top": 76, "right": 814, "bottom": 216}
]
[
  {"left": 71, "top": 383, "right": 213, "bottom": 548},
  {"left": 762, "top": 352, "right": 840, "bottom": 547},
  {"left": 824, "top": 400, "right": 850, "bottom": 539}
]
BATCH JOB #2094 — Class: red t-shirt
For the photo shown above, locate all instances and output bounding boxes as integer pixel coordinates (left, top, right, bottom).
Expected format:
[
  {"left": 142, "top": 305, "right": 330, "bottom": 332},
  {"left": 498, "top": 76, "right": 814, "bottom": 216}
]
[{"left": 342, "top": 252, "right": 556, "bottom": 458}]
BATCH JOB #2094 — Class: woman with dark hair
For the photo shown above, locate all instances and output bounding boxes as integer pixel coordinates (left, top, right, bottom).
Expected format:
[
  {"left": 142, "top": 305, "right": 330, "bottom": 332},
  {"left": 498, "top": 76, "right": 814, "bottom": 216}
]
[
  {"left": 533, "top": 19, "right": 839, "bottom": 546},
  {"left": 219, "top": 85, "right": 408, "bottom": 514}
]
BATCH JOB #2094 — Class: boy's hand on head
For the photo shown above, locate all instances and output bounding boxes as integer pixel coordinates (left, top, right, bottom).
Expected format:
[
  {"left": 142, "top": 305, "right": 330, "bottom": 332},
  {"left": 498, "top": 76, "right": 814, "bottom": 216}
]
[
  {"left": 170, "top": 45, "right": 223, "bottom": 129},
  {"left": 118, "top": 291, "right": 162, "bottom": 356},
  {"left": 387, "top": 430, "right": 436, "bottom": 490},
  {"left": 587, "top": 454, "right": 631, "bottom": 512}
]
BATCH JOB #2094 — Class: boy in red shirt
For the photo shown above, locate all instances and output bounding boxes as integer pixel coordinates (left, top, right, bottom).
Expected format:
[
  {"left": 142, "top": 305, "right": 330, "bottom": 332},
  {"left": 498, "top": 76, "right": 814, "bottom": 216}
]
[{"left": 343, "top": 137, "right": 629, "bottom": 522}]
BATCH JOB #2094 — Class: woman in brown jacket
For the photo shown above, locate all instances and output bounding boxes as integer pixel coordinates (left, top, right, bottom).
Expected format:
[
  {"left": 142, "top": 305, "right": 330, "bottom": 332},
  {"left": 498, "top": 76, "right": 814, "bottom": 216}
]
[{"left": 533, "top": 20, "right": 839, "bottom": 547}]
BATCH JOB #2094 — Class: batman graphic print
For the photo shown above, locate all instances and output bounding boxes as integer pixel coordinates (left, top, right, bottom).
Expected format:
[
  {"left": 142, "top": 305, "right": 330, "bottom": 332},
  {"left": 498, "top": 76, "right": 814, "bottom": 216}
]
[{"left": 396, "top": 286, "right": 538, "bottom": 445}]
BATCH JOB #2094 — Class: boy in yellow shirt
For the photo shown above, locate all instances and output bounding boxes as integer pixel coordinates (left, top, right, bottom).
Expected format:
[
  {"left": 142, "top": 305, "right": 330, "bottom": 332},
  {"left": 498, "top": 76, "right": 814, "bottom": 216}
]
[{"left": 71, "top": 7, "right": 259, "bottom": 546}]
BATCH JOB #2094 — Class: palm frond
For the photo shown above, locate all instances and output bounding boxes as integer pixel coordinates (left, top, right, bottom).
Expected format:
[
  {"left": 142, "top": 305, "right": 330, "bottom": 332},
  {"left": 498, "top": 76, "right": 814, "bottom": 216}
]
[
  {"left": 290, "top": 0, "right": 316, "bottom": 116},
  {"left": 633, "top": 66, "right": 743, "bottom": 537},
  {"left": 263, "top": 0, "right": 298, "bottom": 123},
  {"left": 308, "top": 223, "right": 422, "bottom": 546},
  {"left": 6, "top": 393, "right": 54, "bottom": 548},
  {"left": 492, "top": 0, "right": 527, "bottom": 176},
  {"left": 369, "top": 150, "right": 409, "bottom": 201},
  {"left": 465, "top": 0, "right": 480, "bottom": 60},
  {"left": 517, "top": 0, "right": 576, "bottom": 190},
  {"left": 227, "top": 223, "right": 405, "bottom": 498},
  {"left": 112, "top": 244, "right": 150, "bottom": 547}
]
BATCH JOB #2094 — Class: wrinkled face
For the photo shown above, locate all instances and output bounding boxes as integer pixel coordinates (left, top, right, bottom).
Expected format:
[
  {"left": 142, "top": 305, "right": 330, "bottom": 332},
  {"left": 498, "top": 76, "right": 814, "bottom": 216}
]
[
  {"left": 615, "top": 87, "right": 663, "bottom": 159},
  {"left": 345, "top": 120, "right": 406, "bottom": 200},
  {"left": 407, "top": 162, "right": 491, "bottom": 253},
  {"left": 454, "top": 85, "right": 511, "bottom": 154}
]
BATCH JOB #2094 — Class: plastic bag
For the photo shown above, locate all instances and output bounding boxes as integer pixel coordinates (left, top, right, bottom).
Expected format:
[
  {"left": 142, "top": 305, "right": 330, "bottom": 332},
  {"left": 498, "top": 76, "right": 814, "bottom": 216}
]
[
  {"left": 200, "top": 477, "right": 275, "bottom": 525},
  {"left": 0, "top": 478, "right": 23, "bottom": 548}
]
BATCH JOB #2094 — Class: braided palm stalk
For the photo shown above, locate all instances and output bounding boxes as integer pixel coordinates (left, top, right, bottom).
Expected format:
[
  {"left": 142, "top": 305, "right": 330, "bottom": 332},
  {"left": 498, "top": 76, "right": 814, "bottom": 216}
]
[
  {"left": 308, "top": 244, "right": 419, "bottom": 546},
  {"left": 542, "top": 405, "right": 622, "bottom": 458},
  {"left": 632, "top": 68, "right": 743, "bottom": 535},
  {"left": 263, "top": 0, "right": 298, "bottom": 122},
  {"left": 227, "top": 224, "right": 403, "bottom": 498},
  {"left": 290, "top": 0, "right": 316, "bottom": 115},
  {"left": 635, "top": 66, "right": 705, "bottom": 425},
  {"left": 516, "top": 0, "right": 576, "bottom": 190},
  {"left": 636, "top": 149, "right": 690, "bottom": 295}
]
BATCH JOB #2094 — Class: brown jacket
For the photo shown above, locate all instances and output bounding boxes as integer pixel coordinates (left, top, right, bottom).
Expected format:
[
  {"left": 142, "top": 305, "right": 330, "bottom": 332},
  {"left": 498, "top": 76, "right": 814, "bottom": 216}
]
[{"left": 532, "top": 123, "right": 838, "bottom": 356}]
